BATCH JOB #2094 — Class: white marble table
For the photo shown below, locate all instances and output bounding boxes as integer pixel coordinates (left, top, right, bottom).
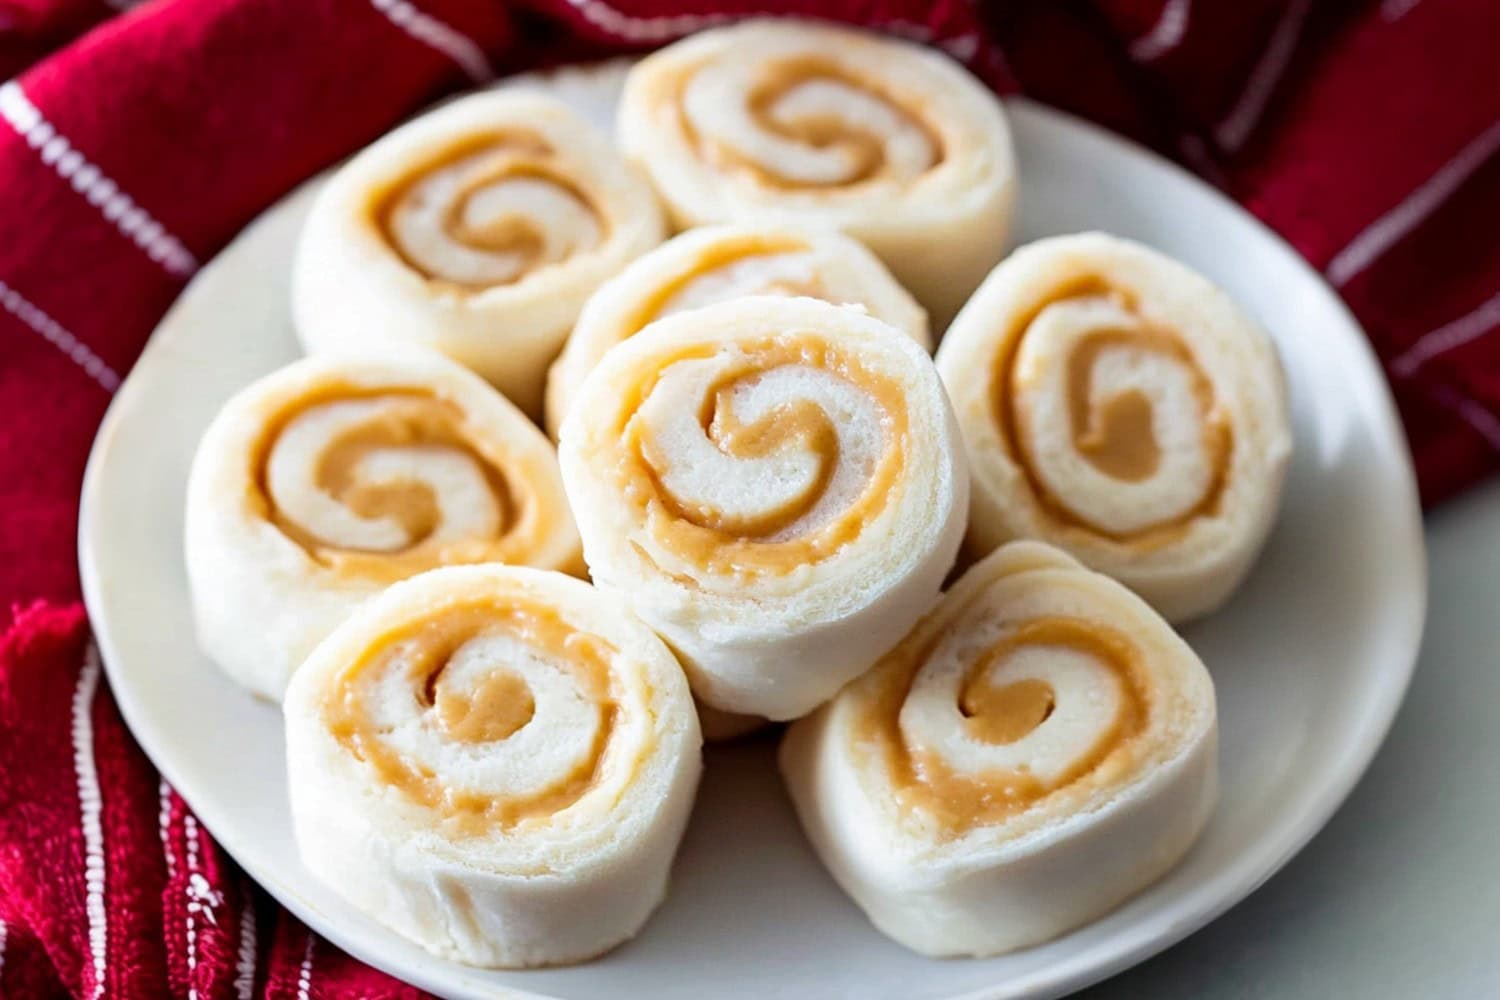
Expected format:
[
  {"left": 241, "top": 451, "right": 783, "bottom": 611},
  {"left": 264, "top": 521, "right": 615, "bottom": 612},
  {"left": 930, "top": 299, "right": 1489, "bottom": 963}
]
[{"left": 1084, "top": 478, "right": 1500, "bottom": 998}]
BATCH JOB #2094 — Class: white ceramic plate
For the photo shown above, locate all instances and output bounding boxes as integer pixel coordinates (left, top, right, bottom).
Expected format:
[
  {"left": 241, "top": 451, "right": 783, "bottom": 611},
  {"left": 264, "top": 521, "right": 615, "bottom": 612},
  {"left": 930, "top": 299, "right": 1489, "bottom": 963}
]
[{"left": 80, "top": 63, "right": 1426, "bottom": 1000}]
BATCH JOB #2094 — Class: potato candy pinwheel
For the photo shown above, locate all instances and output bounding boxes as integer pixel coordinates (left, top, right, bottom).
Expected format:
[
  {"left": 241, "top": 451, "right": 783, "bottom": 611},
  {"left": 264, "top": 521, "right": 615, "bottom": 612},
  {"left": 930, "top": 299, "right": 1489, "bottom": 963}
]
[
  {"left": 284, "top": 565, "right": 701, "bottom": 968},
  {"left": 293, "top": 90, "right": 664, "bottom": 416},
  {"left": 544, "top": 223, "right": 929, "bottom": 436},
  {"left": 617, "top": 19, "right": 1015, "bottom": 326},
  {"left": 185, "top": 352, "right": 580, "bottom": 700},
  {"left": 781, "top": 541, "right": 1217, "bottom": 957},
  {"left": 558, "top": 296, "right": 967, "bottom": 721},
  {"left": 936, "top": 233, "right": 1292, "bottom": 622}
]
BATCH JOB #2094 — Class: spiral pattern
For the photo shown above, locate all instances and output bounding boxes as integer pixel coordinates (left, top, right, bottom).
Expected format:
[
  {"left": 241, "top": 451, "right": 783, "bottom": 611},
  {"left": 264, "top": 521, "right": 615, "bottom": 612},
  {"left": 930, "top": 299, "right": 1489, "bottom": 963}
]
[
  {"left": 682, "top": 59, "right": 940, "bottom": 189},
  {"left": 780, "top": 541, "right": 1217, "bottom": 957},
  {"left": 323, "top": 598, "right": 621, "bottom": 833},
  {"left": 569, "top": 316, "right": 916, "bottom": 581},
  {"left": 856, "top": 550, "right": 1154, "bottom": 834},
  {"left": 618, "top": 20, "right": 1016, "bottom": 325},
  {"left": 284, "top": 565, "right": 700, "bottom": 967},
  {"left": 293, "top": 90, "right": 664, "bottom": 417},
  {"left": 651, "top": 245, "right": 827, "bottom": 316},
  {"left": 998, "top": 284, "right": 1232, "bottom": 544},
  {"left": 641, "top": 336, "right": 905, "bottom": 569},
  {"left": 255, "top": 390, "right": 565, "bottom": 580},
  {"left": 559, "top": 296, "right": 966, "bottom": 720},
  {"left": 937, "top": 233, "right": 1291, "bottom": 622},
  {"left": 382, "top": 135, "right": 604, "bottom": 289},
  {"left": 544, "top": 225, "right": 929, "bottom": 436},
  {"left": 186, "top": 353, "right": 580, "bottom": 701}
]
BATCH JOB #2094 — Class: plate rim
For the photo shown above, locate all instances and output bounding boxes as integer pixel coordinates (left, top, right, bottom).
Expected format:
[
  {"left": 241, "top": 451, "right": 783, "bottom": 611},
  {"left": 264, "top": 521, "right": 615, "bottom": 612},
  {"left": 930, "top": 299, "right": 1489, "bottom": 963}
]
[{"left": 78, "top": 94, "right": 1428, "bottom": 1000}]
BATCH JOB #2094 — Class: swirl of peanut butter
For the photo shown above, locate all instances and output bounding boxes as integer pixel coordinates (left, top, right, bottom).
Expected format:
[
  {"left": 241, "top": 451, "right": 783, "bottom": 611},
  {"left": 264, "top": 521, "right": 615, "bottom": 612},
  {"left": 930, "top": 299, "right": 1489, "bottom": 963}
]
[
  {"left": 379, "top": 134, "right": 605, "bottom": 289},
  {"left": 322, "top": 600, "right": 622, "bottom": 834},
  {"left": 613, "top": 235, "right": 828, "bottom": 342},
  {"left": 606, "top": 334, "right": 909, "bottom": 577},
  {"left": 857, "top": 603, "right": 1150, "bottom": 835},
  {"left": 650, "top": 240, "right": 827, "bottom": 319},
  {"left": 680, "top": 58, "right": 943, "bottom": 190},
  {"left": 253, "top": 390, "right": 557, "bottom": 580},
  {"left": 993, "top": 279, "right": 1232, "bottom": 546}
]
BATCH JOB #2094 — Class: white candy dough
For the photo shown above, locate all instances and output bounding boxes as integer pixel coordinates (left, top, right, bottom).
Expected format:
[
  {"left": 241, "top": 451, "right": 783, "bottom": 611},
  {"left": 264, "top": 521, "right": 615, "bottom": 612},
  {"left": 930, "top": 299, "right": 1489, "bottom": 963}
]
[
  {"left": 781, "top": 541, "right": 1218, "bottom": 957},
  {"left": 936, "top": 232, "right": 1293, "bottom": 621},
  {"left": 618, "top": 20, "right": 1016, "bottom": 326},
  {"left": 558, "top": 296, "right": 967, "bottom": 720},
  {"left": 293, "top": 90, "right": 664, "bottom": 416},
  {"left": 185, "top": 351, "right": 580, "bottom": 700},
  {"left": 284, "top": 565, "right": 702, "bottom": 967}
]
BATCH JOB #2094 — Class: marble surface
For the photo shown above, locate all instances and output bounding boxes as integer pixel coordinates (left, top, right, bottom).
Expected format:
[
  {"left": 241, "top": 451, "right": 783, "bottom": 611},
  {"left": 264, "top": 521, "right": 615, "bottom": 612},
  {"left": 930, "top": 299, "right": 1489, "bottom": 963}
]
[{"left": 1086, "top": 478, "right": 1500, "bottom": 999}]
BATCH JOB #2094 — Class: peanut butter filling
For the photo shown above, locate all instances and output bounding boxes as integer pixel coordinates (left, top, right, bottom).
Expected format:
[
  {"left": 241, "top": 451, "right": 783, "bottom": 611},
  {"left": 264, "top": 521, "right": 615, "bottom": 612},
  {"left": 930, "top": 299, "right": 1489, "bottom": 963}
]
[
  {"left": 323, "top": 600, "right": 619, "bottom": 832},
  {"left": 437, "top": 670, "right": 535, "bottom": 744},
  {"left": 858, "top": 616, "right": 1149, "bottom": 834},
  {"left": 991, "top": 280, "right": 1232, "bottom": 546},
  {"left": 619, "top": 234, "right": 818, "bottom": 337},
  {"left": 609, "top": 334, "right": 908, "bottom": 577},
  {"left": 641, "top": 392, "right": 839, "bottom": 539},
  {"left": 960, "top": 675, "right": 1055, "bottom": 745},
  {"left": 683, "top": 59, "right": 944, "bottom": 189},
  {"left": 251, "top": 388, "right": 556, "bottom": 580},
  {"left": 374, "top": 132, "right": 606, "bottom": 290},
  {"left": 1064, "top": 331, "right": 1196, "bottom": 483}
]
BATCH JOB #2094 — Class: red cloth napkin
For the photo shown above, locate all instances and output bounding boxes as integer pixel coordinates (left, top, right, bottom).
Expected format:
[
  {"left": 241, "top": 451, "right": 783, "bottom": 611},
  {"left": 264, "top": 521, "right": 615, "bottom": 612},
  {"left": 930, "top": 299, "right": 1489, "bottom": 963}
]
[{"left": 0, "top": 0, "right": 1496, "bottom": 995}]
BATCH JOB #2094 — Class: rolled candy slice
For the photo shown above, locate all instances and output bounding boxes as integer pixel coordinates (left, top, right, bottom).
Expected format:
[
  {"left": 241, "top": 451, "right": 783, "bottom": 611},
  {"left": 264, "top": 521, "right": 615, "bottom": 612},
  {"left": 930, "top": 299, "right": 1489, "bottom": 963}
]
[
  {"left": 558, "top": 295, "right": 967, "bottom": 720},
  {"left": 544, "top": 223, "right": 929, "bottom": 436},
  {"left": 935, "top": 232, "right": 1292, "bottom": 621},
  {"left": 780, "top": 541, "right": 1217, "bottom": 957},
  {"left": 617, "top": 19, "right": 1016, "bottom": 326},
  {"left": 293, "top": 90, "right": 664, "bottom": 416},
  {"left": 285, "top": 564, "right": 701, "bottom": 967},
  {"left": 185, "top": 351, "right": 580, "bottom": 699}
]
